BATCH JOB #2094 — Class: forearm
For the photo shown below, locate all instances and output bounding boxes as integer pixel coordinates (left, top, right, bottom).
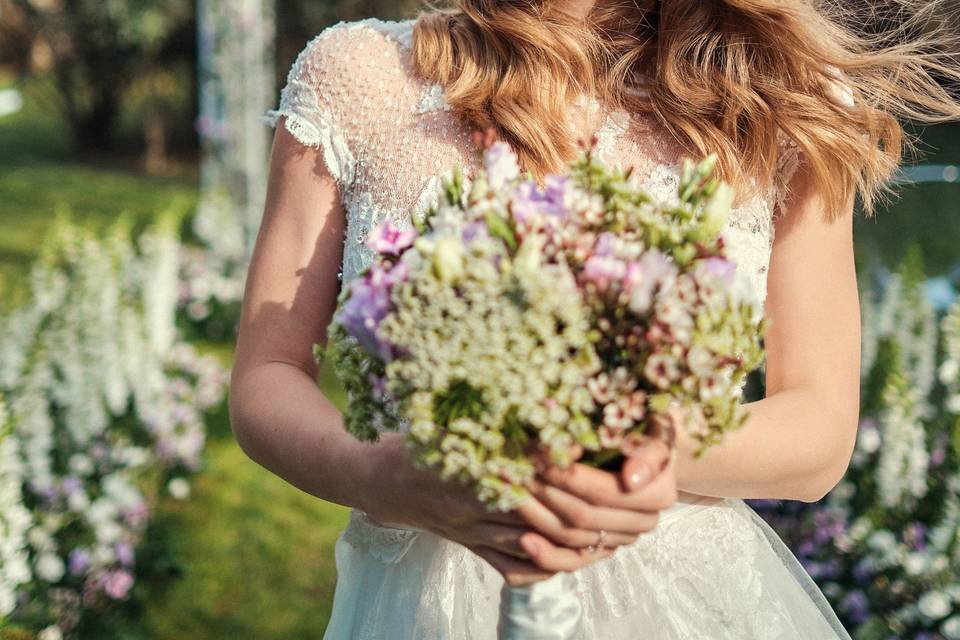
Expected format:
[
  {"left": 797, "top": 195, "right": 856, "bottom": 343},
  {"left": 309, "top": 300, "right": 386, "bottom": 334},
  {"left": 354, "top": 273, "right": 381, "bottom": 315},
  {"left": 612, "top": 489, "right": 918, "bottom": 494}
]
[
  {"left": 228, "top": 361, "right": 395, "bottom": 512},
  {"left": 675, "top": 387, "right": 858, "bottom": 502}
]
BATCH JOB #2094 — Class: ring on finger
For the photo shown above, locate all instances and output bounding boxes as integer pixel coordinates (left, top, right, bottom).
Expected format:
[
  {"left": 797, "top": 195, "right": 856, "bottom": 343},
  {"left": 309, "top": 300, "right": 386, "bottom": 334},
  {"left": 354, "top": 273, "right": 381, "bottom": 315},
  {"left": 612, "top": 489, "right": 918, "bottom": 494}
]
[{"left": 586, "top": 529, "right": 607, "bottom": 554}]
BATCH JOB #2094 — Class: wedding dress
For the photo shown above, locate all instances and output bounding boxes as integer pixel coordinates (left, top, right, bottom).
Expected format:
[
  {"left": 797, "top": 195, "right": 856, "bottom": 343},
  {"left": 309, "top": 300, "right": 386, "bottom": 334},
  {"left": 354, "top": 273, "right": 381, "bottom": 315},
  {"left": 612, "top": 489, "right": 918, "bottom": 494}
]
[{"left": 264, "top": 16, "right": 854, "bottom": 639}]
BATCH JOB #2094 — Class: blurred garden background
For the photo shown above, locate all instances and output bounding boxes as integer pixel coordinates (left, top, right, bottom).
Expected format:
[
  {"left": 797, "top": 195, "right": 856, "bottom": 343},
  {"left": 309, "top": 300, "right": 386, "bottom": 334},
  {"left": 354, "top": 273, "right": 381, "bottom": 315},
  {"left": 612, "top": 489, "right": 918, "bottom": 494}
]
[{"left": 0, "top": 1, "right": 957, "bottom": 639}]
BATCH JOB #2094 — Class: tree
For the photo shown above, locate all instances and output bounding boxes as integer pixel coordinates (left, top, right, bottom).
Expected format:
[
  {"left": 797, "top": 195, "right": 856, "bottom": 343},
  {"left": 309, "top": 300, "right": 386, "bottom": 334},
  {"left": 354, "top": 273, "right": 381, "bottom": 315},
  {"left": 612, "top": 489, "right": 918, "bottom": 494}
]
[{"left": 7, "top": 0, "right": 194, "bottom": 157}]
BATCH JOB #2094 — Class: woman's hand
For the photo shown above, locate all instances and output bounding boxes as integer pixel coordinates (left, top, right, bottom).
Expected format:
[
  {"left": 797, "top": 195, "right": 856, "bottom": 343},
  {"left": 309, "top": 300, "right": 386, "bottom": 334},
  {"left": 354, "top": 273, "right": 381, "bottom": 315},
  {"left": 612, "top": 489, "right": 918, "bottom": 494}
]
[
  {"left": 507, "top": 439, "right": 677, "bottom": 581},
  {"left": 361, "top": 433, "right": 547, "bottom": 584},
  {"left": 363, "top": 432, "right": 677, "bottom": 587}
]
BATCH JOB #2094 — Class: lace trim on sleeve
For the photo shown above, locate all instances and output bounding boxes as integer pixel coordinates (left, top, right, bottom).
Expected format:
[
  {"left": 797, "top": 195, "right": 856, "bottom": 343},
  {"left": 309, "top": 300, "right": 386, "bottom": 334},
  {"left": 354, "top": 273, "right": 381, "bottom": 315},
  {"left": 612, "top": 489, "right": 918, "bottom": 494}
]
[
  {"left": 263, "top": 99, "right": 356, "bottom": 192},
  {"left": 262, "top": 26, "right": 359, "bottom": 193}
]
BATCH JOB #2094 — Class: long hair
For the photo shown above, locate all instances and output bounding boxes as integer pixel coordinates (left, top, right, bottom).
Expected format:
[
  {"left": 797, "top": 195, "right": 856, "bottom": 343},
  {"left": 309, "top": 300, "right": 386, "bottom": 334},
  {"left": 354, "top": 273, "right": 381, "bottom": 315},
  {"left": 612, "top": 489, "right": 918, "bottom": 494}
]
[{"left": 410, "top": 0, "right": 960, "bottom": 219}]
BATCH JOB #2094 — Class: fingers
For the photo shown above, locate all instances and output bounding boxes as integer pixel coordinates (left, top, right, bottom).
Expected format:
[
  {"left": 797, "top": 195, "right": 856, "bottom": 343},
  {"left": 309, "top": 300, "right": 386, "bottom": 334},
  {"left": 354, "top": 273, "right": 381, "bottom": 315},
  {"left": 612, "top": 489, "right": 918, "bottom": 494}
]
[
  {"left": 459, "top": 522, "right": 532, "bottom": 560},
  {"left": 538, "top": 446, "right": 677, "bottom": 513},
  {"left": 470, "top": 544, "right": 556, "bottom": 587},
  {"left": 621, "top": 439, "right": 672, "bottom": 491},
  {"left": 520, "top": 480, "right": 654, "bottom": 546},
  {"left": 518, "top": 531, "right": 617, "bottom": 573}
]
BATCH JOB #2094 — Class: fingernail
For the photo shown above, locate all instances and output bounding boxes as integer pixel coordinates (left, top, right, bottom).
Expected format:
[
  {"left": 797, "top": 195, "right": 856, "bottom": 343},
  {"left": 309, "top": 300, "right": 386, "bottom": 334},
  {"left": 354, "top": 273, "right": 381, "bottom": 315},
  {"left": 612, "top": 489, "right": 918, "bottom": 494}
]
[
  {"left": 520, "top": 536, "right": 539, "bottom": 557},
  {"left": 628, "top": 464, "right": 651, "bottom": 489}
]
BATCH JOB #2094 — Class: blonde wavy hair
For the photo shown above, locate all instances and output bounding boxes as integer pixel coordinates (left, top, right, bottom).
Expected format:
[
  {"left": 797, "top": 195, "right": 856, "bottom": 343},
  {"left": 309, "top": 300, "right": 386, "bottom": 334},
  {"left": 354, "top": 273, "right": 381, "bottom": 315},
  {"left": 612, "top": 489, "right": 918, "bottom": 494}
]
[{"left": 410, "top": 0, "right": 960, "bottom": 220}]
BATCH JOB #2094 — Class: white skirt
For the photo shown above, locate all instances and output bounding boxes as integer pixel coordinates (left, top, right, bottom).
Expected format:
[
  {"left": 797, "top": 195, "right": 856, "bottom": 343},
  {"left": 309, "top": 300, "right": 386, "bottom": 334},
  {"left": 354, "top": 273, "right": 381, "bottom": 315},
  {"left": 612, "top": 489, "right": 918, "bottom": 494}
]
[{"left": 322, "top": 493, "right": 852, "bottom": 639}]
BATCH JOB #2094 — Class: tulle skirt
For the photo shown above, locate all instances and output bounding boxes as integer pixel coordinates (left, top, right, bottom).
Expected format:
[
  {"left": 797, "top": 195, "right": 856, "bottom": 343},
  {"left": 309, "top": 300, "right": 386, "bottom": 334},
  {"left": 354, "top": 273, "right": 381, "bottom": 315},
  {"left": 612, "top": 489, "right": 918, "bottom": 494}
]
[{"left": 322, "top": 493, "right": 852, "bottom": 639}]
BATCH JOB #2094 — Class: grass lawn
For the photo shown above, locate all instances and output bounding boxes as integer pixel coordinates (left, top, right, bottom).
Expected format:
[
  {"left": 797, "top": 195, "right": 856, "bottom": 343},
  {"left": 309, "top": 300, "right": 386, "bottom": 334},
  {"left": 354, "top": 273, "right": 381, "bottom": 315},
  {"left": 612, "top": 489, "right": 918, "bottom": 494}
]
[{"left": 0, "top": 77, "right": 350, "bottom": 638}]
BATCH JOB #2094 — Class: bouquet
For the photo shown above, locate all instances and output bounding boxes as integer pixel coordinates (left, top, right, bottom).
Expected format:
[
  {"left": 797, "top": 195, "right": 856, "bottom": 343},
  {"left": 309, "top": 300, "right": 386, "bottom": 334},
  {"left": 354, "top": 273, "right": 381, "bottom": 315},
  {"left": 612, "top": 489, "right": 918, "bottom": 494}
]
[{"left": 320, "top": 139, "right": 767, "bottom": 637}]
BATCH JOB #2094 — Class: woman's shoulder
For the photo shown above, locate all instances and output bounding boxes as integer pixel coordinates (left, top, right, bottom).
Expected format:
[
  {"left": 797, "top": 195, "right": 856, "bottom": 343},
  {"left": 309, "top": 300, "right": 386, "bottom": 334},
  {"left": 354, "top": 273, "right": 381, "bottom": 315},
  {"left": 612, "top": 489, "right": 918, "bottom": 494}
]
[
  {"left": 290, "top": 17, "right": 417, "bottom": 84},
  {"left": 265, "top": 17, "right": 423, "bottom": 187}
]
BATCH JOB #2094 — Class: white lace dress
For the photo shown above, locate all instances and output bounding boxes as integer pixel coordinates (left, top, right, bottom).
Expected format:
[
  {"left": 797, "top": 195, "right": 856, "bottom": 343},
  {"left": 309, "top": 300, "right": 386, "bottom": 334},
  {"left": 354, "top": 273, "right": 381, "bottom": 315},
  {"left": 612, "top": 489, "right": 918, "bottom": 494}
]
[{"left": 264, "top": 16, "right": 854, "bottom": 640}]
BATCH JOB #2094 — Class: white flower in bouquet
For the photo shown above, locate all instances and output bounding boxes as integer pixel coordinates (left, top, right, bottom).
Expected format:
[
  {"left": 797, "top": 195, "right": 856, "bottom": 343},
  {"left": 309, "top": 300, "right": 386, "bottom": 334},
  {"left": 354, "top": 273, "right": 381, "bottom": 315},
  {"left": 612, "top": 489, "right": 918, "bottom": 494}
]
[
  {"left": 321, "top": 140, "right": 767, "bottom": 640},
  {"left": 322, "top": 139, "right": 766, "bottom": 513}
]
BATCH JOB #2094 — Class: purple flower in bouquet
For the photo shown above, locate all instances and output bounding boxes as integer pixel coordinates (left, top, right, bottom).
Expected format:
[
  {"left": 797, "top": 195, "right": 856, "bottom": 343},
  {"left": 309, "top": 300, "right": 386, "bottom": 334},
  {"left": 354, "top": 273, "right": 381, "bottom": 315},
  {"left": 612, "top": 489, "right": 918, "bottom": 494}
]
[
  {"left": 697, "top": 256, "right": 737, "bottom": 286},
  {"left": 337, "top": 261, "right": 409, "bottom": 361},
  {"left": 462, "top": 220, "right": 490, "bottom": 244},
  {"left": 368, "top": 220, "right": 416, "bottom": 255},
  {"left": 511, "top": 178, "right": 569, "bottom": 228},
  {"left": 545, "top": 174, "right": 573, "bottom": 209},
  {"left": 583, "top": 253, "right": 628, "bottom": 289},
  {"left": 625, "top": 250, "right": 677, "bottom": 314}
]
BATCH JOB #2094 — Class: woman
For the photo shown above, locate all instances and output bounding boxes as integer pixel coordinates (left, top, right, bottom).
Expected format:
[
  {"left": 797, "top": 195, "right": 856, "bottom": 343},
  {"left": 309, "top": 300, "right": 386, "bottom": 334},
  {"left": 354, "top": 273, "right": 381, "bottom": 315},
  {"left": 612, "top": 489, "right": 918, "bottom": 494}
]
[{"left": 229, "top": 1, "right": 960, "bottom": 637}]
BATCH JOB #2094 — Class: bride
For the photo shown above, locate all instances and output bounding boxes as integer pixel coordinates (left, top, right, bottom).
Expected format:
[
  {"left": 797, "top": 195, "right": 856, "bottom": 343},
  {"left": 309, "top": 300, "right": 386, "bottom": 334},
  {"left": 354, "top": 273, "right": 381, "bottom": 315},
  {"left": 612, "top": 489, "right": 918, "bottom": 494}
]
[{"left": 229, "top": 1, "right": 960, "bottom": 637}]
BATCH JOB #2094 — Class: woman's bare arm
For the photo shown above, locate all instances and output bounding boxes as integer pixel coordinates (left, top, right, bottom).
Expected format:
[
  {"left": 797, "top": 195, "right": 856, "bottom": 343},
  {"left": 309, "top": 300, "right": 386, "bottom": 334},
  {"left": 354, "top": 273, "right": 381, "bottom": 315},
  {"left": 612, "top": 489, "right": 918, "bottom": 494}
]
[
  {"left": 674, "top": 162, "right": 862, "bottom": 503},
  {"left": 228, "top": 122, "right": 389, "bottom": 511}
]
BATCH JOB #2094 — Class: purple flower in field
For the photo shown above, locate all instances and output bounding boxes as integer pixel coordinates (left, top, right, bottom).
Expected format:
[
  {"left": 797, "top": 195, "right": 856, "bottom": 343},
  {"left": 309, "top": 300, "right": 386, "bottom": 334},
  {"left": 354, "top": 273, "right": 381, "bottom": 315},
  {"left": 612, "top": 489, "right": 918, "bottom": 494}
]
[
  {"left": 60, "top": 475, "right": 82, "bottom": 497},
  {"left": 367, "top": 220, "right": 416, "bottom": 255},
  {"left": 841, "top": 590, "right": 870, "bottom": 625},
  {"left": 905, "top": 522, "right": 928, "bottom": 551},
  {"left": 852, "top": 559, "right": 874, "bottom": 583},
  {"left": 805, "top": 561, "right": 828, "bottom": 579},
  {"left": 68, "top": 549, "right": 90, "bottom": 576},
  {"left": 115, "top": 542, "right": 135, "bottom": 567},
  {"left": 484, "top": 141, "right": 521, "bottom": 189},
  {"left": 123, "top": 500, "right": 149, "bottom": 529},
  {"left": 625, "top": 250, "right": 676, "bottom": 314},
  {"left": 697, "top": 256, "right": 737, "bottom": 286},
  {"left": 338, "top": 261, "right": 409, "bottom": 361},
  {"left": 931, "top": 444, "right": 947, "bottom": 466},
  {"left": 101, "top": 569, "right": 134, "bottom": 600},
  {"left": 797, "top": 540, "right": 816, "bottom": 557}
]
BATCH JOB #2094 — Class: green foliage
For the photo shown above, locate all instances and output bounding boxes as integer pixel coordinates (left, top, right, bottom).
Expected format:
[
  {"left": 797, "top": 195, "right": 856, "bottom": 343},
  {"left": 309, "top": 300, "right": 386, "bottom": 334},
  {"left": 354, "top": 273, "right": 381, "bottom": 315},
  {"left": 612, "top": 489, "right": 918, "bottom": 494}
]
[{"left": 6, "top": 0, "right": 195, "bottom": 155}]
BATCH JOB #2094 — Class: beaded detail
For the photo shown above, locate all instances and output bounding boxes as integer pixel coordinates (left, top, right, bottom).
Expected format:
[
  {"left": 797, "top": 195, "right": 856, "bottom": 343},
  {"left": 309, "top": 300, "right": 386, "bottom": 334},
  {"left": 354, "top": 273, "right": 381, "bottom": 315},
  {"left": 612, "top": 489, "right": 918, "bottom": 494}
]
[{"left": 264, "top": 17, "right": 804, "bottom": 307}]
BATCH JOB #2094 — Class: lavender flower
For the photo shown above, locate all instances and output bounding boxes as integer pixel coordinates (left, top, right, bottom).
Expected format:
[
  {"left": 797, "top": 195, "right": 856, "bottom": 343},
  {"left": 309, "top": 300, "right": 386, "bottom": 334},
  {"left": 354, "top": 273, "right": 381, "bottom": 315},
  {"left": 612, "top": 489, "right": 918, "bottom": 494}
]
[
  {"left": 336, "top": 261, "right": 408, "bottom": 361},
  {"left": 367, "top": 220, "right": 416, "bottom": 255}
]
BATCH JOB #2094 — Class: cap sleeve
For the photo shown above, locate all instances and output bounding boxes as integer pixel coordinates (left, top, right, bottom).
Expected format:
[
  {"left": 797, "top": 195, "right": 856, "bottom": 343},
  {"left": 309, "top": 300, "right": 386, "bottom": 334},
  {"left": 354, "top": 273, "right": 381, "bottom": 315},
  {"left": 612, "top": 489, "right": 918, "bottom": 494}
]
[{"left": 264, "top": 23, "right": 358, "bottom": 191}]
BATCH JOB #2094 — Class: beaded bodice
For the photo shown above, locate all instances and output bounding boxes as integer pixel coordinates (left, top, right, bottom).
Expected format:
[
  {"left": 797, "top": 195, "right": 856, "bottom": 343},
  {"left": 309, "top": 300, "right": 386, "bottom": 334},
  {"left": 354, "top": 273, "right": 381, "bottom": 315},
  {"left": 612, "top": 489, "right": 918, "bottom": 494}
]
[{"left": 264, "top": 16, "right": 806, "bottom": 317}]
